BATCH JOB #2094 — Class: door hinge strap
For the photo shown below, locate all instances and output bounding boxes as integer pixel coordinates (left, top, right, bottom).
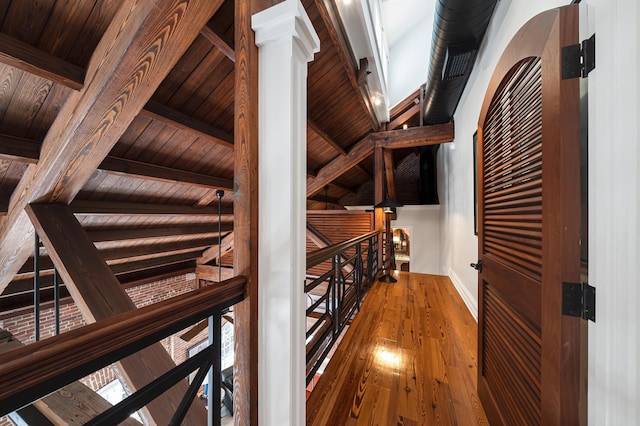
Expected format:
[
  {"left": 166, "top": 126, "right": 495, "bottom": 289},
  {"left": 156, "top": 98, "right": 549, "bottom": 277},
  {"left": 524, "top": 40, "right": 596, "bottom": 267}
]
[
  {"left": 562, "top": 282, "right": 596, "bottom": 322},
  {"left": 562, "top": 34, "right": 596, "bottom": 79}
]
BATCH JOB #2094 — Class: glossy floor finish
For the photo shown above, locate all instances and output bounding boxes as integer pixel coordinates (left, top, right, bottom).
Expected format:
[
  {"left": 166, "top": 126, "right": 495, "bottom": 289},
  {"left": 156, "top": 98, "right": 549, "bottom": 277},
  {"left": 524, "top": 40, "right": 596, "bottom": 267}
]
[{"left": 306, "top": 272, "right": 489, "bottom": 425}]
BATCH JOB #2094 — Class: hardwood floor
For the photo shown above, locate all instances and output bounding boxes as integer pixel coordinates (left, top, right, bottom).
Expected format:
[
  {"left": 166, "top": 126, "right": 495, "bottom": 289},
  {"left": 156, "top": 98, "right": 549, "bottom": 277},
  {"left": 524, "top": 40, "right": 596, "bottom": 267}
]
[{"left": 306, "top": 272, "right": 489, "bottom": 425}]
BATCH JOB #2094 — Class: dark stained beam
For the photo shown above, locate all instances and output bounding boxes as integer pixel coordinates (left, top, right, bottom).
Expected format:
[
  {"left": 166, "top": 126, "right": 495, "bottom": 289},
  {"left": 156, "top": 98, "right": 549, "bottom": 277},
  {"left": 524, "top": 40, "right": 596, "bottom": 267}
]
[
  {"left": 308, "top": 120, "right": 346, "bottom": 155},
  {"left": 0, "top": 33, "right": 84, "bottom": 90},
  {"left": 308, "top": 194, "right": 340, "bottom": 204},
  {"left": 0, "top": 134, "right": 40, "bottom": 163},
  {"left": 199, "top": 232, "right": 234, "bottom": 264},
  {"left": 110, "top": 252, "right": 201, "bottom": 276},
  {"left": 140, "top": 99, "right": 233, "bottom": 149},
  {"left": 195, "top": 264, "right": 235, "bottom": 282},
  {"left": 0, "top": 200, "right": 6, "bottom": 216},
  {"left": 70, "top": 200, "right": 233, "bottom": 216},
  {"left": 371, "top": 122, "right": 454, "bottom": 149},
  {"left": 0, "top": 36, "right": 233, "bottom": 151},
  {"left": 0, "top": 0, "right": 225, "bottom": 294},
  {"left": 200, "top": 23, "right": 235, "bottom": 62},
  {"left": 308, "top": 120, "right": 371, "bottom": 178},
  {"left": 388, "top": 103, "right": 420, "bottom": 130},
  {"left": 99, "top": 156, "right": 233, "bottom": 190},
  {"left": 314, "top": 0, "right": 380, "bottom": 130},
  {"left": 25, "top": 203, "right": 207, "bottom": 423},
  {"left": 0, "top": 133, "right": 232, "bottom": 189},
  {"left": 307, "top": 135, "right": 374, "bottom": 197},
  {"left": 19, "top": 238, "right": 216, "bottom": 276},
  {"left": 87, "top": 224, "right": 231, "bottom": 243},
  {"left": 383, "top": 148, "right": 396, "bottom": 201}
]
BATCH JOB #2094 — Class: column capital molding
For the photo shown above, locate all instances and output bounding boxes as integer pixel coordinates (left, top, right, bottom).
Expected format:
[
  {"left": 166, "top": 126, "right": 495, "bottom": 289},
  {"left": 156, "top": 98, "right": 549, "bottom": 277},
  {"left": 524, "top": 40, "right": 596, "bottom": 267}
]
[{"left": 252, "top": 0, "right": 320, "bottom": 62}]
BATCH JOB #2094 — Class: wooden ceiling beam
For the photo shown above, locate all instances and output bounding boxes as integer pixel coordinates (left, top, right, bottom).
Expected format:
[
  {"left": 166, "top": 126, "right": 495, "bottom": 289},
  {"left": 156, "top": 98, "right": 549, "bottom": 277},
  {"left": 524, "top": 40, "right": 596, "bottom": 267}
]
[
  {"left": 99, "top": 156, "right": 234, "bottom": 190},
  {"left": 200, "top": 23, "right": 235, "bottom": 62},
  {"left": 87, "top": 224, "right": 232, "bottom": 243},
  {"left": 140, "top": 99, "right": 233, "bottom": 149},
  {"left": 0, "top": 32, "right": 84, "bottom": 90},
  {"left": 0, "top": 133, "right": 232, "bottom": 190},
  {"left": 314, "top": 0, "right": 380, "bottom": 131},
  {"left": 198, "top": 232, "right": 234, "bottom": 264},
  {"left": 25, "top": 203, "right": 207, "bottom": 423},
  {"left": 388, "top": 103, "right": 420, "bottom": 131},
  {"left": 0, "top": 0, "right": 225, "bottom": 294},
  {"left": 371, "top": 122, "right": 455, "bottom": 149},
  {"left": 307, "top": 134, "right": 374, "bottom": 197},
  {"left": 308, "top": 120, "right": 346, "bottom": 155},
  {"left": 308, "top": 120, "right": 372, "bottom": 179},
  {"left": 195, "top": 264, "right": 235, "bottom": 282},
  {"left": 19, "top": 238, "right": 213, "bottom": 276},
  {"left": 383, "top": 148, "right": 396, "bottom": 201},
  {"left": 0, "top": 33, "right": 233, "bottom": 150},
  {"left": 389, "top": 88, "right": 421, "bottom": 118},
  {"left": 70, "top": 200, "right": 233, "bottom": 216},
  {"left": 308, "top": 194, "right": 341, "bottom": 204},
  {"left": 110, "top": 252, "right": 200, "bottom": 276},
  {"left": 0, "top": 134, "right": 40, "bottom": 163}
]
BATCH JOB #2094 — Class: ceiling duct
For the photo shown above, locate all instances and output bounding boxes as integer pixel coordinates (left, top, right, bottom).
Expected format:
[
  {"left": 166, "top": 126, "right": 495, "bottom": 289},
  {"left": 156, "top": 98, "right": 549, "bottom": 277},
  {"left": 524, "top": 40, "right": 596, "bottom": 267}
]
[{"left": 422, "top": 0, "right": 498, "bottom": 124}]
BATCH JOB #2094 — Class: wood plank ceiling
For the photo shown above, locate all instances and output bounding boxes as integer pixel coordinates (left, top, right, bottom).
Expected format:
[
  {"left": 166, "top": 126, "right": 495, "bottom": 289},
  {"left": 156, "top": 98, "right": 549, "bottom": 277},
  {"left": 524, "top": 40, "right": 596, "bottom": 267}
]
[{"left": 0, "top": 0, "right": 453, "bottom": 314}]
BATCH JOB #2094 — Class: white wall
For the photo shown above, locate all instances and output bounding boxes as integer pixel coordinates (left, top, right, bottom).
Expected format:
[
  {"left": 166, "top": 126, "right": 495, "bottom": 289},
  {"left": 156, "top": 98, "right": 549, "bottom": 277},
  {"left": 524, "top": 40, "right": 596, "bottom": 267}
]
[
  {"left": 584, "top": 0, "right": 639, "bottom": 424},
  {"left": 391, "top": 205, "right": 440, "bottom": 275},
  {"left": 438, "top": 0, "right": 640, "bottom": 423}
]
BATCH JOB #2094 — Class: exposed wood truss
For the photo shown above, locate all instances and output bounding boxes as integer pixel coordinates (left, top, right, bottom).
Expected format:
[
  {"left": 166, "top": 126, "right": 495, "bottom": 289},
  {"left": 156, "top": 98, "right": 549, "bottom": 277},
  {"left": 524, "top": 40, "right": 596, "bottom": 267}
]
[
  {"left": 69, "top": 200, "right": 233, "bottom": 216},
  {"left": 200, "top": 23, "right": 236, "bottom": 63},
  {"left": 0, "top": 0, "right": 226, "bottom": 293},
  {"left": 383, "top": 148, "right": 396, "bottom": 200},
  {"left": 307, "top": 123, "right": 454, "bottom": 197},
  {"left": 199, "top": 232, "right": 235, "bottom": 264},
  {"left": 26, "top": 203, "right": 207, "bottom": 423}
]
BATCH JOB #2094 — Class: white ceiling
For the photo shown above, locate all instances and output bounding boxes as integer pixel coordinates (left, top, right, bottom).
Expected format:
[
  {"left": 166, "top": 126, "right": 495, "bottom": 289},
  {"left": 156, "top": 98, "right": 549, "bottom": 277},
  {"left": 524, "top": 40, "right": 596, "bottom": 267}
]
[{"left": 381, "top": 0, "right": 435, "bottom": 107}]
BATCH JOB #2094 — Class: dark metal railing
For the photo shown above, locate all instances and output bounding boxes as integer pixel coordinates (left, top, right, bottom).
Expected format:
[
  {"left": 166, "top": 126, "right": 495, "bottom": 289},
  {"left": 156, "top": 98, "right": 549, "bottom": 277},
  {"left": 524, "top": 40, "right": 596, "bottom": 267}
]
[
  {"left": 305, "top": 230, "right": 379, "bottom": 385},
  {"left": 0, "top": 276, "right": 246, "bottom": 424}
]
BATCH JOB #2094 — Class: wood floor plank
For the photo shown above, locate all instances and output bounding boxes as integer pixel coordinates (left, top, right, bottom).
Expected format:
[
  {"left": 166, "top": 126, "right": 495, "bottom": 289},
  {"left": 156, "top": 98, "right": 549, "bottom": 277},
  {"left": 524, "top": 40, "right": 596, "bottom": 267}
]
[{"left": 307, "top": 272, "right": 488, "bottom": 425}]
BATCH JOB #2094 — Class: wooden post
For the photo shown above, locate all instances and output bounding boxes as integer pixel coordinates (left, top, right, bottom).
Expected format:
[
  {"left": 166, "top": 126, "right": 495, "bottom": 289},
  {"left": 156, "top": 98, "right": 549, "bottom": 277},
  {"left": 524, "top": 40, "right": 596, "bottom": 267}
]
[
  {"left": 233, "top": 0, "right": 274, "bottom": 424},
  {"left": 374, "top": 145, "right": 385, "bottom": 267}
]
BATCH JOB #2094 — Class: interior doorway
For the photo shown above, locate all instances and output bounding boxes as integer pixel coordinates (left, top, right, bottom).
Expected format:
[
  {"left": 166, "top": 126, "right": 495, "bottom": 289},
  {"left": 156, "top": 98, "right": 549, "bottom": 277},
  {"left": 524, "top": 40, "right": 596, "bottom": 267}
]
[{"left": 391, "top": 227, "right": 411, "bottom": 272}]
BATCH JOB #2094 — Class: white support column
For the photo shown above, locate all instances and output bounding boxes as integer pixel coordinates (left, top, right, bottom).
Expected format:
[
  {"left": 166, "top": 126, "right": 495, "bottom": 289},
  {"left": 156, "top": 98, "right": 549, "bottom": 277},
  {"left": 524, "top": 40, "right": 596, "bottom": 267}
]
[{"left": 252, "top": 2, "right": 319, "bottom": 425}]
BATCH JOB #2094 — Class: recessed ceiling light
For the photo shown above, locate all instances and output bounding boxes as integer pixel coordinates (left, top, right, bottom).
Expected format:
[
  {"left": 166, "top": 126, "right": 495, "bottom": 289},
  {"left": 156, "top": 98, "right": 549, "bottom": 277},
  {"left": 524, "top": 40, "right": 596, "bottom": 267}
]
[
  {"left": 374, "top": 97, "right": 382, "bottom": 106},
  {"left": 402, "top": 124, "right": 408, "bottom": 130}
]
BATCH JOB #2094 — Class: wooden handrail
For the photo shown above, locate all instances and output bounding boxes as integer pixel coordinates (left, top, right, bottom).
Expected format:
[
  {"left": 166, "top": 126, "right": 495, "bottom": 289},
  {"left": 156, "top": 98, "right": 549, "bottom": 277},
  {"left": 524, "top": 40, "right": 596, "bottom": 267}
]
[
  {"left": 0, "top": 276, "right": 246, "bottom": 415},
  {"left": 306, "top": 230, "right": 380, "bottom": 269}
]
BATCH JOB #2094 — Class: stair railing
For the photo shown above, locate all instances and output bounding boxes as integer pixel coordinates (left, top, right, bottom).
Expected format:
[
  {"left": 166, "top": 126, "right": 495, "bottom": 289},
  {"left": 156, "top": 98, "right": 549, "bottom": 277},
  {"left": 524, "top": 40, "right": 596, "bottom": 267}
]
[
  {"left": 0, "top": 276, "right": 246, "bottom": 425},
  {"left": 305, "top": 230, "right": 380, "bottom": 385}
]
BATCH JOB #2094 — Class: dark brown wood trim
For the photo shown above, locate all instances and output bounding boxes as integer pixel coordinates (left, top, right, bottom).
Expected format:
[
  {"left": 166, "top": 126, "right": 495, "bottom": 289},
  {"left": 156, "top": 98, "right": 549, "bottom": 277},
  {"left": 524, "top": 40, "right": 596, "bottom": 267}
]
[{"left": 0, "top": 134, "right": 40, "bottom": 163}]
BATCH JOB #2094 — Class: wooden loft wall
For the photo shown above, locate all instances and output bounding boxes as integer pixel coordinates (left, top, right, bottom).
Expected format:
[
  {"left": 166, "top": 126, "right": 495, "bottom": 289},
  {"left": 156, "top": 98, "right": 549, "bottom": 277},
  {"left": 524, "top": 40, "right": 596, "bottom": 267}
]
[{"left": 306, "top": 210, "right": 374, "bottom": 277}]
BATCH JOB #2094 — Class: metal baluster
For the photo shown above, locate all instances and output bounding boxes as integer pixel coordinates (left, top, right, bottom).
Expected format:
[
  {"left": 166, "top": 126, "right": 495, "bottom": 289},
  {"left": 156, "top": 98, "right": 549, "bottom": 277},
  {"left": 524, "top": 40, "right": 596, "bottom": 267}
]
[
  {"left": 332, "top": 256, "right": 339, "bottom": 336},
  {"left": 355, "top": 243, "right": 362, "bottom": 311},
  {"left": 207, "top": 309, "right": 222, "bottom": 426},
  {"left": 33, "top": 233, "right": 40, "bottom": 342},
  {"left": 53, "top": 268, "right": 60, "bottom": 335}
]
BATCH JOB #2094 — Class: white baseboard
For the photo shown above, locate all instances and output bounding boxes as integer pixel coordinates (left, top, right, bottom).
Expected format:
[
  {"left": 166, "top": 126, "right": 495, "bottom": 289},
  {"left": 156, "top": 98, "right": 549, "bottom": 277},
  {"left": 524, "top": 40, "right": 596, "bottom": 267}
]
[{"left": 448, "top": 269, "right": 478, "bottom": 322}]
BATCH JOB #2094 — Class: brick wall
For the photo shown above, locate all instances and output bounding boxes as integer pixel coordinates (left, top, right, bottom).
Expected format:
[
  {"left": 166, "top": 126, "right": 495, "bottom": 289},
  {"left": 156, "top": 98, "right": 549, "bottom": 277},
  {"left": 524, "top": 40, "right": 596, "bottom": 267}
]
[{"left": 0, "top": 272, "right": 209, "bottom": 425}]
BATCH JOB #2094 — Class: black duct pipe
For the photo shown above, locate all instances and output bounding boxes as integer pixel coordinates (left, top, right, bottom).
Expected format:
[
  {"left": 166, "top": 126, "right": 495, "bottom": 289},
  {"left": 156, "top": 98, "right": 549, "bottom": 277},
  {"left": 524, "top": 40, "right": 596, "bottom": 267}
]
[{"left": 422, "top": 0, "right": 498, "bottom": 125}]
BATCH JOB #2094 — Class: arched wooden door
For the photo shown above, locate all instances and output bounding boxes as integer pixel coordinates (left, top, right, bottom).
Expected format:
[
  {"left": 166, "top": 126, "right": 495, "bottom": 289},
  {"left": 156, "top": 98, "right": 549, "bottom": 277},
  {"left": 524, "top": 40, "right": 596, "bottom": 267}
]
[{"left": 476, "top": 5, "right": 583, "bottom": 425}]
